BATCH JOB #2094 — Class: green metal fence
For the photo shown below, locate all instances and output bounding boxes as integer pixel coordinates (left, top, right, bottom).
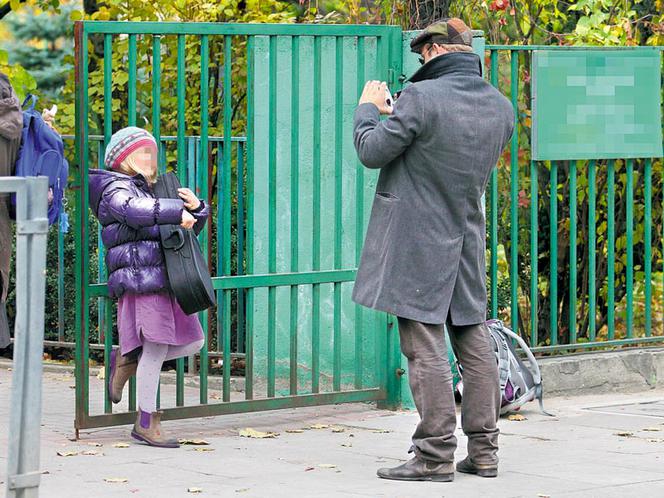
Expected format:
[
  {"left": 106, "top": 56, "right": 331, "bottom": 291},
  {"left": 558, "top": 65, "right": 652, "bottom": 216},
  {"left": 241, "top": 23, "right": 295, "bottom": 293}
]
[
  {"left": 73, "top": 21, "right": 404, "bottom": 434},
  {"left": 484, "top": 46, "right": 664, "bottom": 353},
  {"left": 71, "top": 20, "right": 664, "bottom": 432}
]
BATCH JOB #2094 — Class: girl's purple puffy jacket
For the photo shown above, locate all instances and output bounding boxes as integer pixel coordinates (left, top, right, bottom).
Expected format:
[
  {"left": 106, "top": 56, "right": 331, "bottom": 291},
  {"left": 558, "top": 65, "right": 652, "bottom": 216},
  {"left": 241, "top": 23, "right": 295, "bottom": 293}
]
[{"left": 88, "top": 169, "right": 209, "bottom": 298}]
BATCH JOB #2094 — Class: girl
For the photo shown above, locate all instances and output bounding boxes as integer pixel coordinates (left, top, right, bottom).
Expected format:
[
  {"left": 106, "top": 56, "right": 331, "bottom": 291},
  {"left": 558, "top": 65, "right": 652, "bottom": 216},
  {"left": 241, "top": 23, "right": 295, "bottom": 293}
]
[{"left": 88, "top": 126, "right": 209, "bottom": 448}]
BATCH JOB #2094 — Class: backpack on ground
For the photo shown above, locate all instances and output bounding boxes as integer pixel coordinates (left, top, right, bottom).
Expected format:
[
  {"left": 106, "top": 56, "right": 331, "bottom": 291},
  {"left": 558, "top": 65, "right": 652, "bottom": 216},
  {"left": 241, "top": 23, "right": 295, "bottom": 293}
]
[
  {"left": 11, "top": 94, "right": 68, "bottom": 225},
  {"left": 453, "top": 319, "right": 553, "bottom": 416}
]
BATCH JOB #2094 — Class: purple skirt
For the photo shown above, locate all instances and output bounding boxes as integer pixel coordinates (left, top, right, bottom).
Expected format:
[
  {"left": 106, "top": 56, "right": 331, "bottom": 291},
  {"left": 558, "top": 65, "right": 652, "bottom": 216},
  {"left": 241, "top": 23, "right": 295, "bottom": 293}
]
[{"left": 117, "top": 292, "right": 204, "bottom": 356}]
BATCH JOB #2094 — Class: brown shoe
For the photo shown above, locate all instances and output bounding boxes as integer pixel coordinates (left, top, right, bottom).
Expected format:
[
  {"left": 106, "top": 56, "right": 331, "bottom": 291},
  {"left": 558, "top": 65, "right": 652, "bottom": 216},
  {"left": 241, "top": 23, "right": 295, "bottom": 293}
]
[
  {"left": 456, "top": 457, "right": 498, "bottom": 478},
  {"left": 131, "top": 410, "right": 180, "bottom": 448},
  {"left": 377, "top": 457, "right": 454, "bottom": 482},
  {"left": 108, "top": 348, "right": 137, "bottom": 404}
]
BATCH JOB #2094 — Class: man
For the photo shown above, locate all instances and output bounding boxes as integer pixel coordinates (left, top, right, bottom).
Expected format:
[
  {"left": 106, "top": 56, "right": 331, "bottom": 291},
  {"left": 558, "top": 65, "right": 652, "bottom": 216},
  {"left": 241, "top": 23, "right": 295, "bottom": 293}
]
[
  {"left": 352, "top": 18, "right": 514, "bottom": 482},
  {"left": 0, "top": 72, "right": 23, "bottom": 349}
]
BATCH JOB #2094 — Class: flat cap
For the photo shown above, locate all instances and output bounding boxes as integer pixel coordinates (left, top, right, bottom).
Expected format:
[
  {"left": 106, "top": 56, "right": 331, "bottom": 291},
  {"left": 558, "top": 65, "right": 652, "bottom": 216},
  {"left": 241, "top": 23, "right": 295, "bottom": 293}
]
[{"left": 410, "top": 18, "right": 473, "bottom": 53}]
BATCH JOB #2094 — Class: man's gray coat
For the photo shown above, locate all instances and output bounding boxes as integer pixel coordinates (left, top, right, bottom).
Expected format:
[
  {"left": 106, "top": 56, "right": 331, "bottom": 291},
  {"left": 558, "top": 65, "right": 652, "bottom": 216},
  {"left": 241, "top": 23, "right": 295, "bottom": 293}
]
[{"left": 352, "top": 52, "right": 514, "bottom": 325}]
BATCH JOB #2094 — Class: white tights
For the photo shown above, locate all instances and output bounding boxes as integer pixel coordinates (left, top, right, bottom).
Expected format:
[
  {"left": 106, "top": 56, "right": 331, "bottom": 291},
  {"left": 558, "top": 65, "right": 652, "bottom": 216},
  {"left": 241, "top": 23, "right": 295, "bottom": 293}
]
[{"left": 136, "top": 339, "right": 204, "bottom": 413}]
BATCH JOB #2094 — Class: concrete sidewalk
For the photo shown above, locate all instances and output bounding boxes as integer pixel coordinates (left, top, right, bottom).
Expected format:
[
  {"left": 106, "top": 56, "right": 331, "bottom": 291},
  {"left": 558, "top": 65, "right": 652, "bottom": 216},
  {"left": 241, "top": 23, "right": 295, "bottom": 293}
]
[{"left": 2, "top": 369, "right": 664, "bottom": 498}]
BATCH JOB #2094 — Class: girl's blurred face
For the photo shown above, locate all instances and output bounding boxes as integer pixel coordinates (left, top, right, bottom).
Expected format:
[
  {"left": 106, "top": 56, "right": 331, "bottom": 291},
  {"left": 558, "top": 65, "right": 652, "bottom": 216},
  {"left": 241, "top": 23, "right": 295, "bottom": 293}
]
[{"left": 129, "top": 146, "right": 157, "bottom": 178}]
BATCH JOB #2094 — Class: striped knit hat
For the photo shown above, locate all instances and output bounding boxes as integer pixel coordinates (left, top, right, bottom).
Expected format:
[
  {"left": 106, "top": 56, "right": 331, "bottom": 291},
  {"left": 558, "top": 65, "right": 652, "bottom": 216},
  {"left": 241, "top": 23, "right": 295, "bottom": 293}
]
[{"left": 104, "top": 126, "right": 157, "bottom": 171}]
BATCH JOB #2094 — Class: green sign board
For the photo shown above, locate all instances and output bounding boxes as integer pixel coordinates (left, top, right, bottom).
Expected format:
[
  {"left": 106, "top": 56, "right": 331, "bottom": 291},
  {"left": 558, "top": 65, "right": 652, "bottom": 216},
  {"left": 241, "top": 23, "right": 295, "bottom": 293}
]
[{"left": 532, "top": 50, "right": 663, "bottom": 161}]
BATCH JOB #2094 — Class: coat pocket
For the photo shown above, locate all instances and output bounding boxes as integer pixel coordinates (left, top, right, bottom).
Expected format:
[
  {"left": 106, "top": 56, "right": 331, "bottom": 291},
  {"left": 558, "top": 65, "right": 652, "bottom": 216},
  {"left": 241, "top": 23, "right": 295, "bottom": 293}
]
[{"left": 364, "top": 193, "right": 399, "bottom": 255}]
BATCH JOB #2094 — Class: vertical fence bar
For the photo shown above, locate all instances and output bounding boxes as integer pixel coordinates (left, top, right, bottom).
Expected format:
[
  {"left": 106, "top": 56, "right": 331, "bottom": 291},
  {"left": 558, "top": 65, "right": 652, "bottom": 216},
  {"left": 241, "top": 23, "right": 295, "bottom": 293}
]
[
  {"left": 530, "top": 160, "right": 538, "bottom": 346},
  {"left": 644, "top": 158, "right": 653, "bottom": 336},
  {"left": 569, "top": 161, "right": 577, "bottom": 344},
  {"left": 176, "top": 34, "right": 186, "bottom": 184},
  {"left": 57, "top": 221, "right": 64, "bottom": 342},
  {"left": 222, "top": 35, "right": 233, "bottom": 402},
  {"left": 74, "top": 21, "right": 91, "bottom": 433},
  {"left": 625, "top": 159, "right": 634, "bottom": 338},
  {"left": 489, "top": 49, "right": 499, "bottom": 319},
  {"left": 175, "top": 33, "right": 186, "bottom": 406},
  {"left": 588, "top": 160, "right": 597, "bottom": 341},
  {"left": 333, "top": 36, "right": 343, "bottom": 392},
  {"left": 267, "top": 35, "right": 277, "bottom": 398},
  {"left": 5, "top": 177, "right": 48, "bottom": 498},
  {"left": 245, "top": 35, "right": 255, "bottom": 400},
  {"left": 152, "top": 35, "right": 162, "bottom": 173},
  {"left": 549, "top": 161, "right": 558, "bottom": 345},
  {"left": 311, "top": 35, "right": 322, "bottom": 394},
  {"left": 101, "top": 34, "right": 113, "bottom": 413},
  {"left": 607, "top": 160, "right": 616, "bottom": 340},
  {"left": 128, "top": 34, "right": 137, "bottom": 126},
  {"left": 354, "top": 36, "right": 365, "bottom": 390},
  {"left": 215, "top": 146, "right": 224, "bottom": 396},
  {"left": 103, "top": 299, "right": 113, "bottom": 413},
  {"left": 289, "top": 36, "right": 300, "bottom": 396},
  {"left": 509, "top": 51, "right": 519, "bottom": 332},
  {"left": 199, "top": 34, "right": 210, "bottom": 404},
  {"left": 237, "top": 141, "right": 246, "bottom": 354}
]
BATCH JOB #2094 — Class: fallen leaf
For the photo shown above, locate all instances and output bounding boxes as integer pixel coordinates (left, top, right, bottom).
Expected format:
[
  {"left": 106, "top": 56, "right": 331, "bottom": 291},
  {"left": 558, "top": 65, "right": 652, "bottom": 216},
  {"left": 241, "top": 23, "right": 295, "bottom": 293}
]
[
  {"left": 235, "top": 489, "right": 250, "bottom": 493},
  {"left": 643, "top": 427, "right": 661, "bottom": 432},
  {"left": 318, "top": 464, "right": 337, "bottom": 469},
  {"left": 187, "top": 487, "right": 203, "bottom": 493},
  {"left": 614, "top": 432, "right": 634, "bottom": 437},
  {"left": 304, "top": 467, "right": 315, "bottom": 472},
  {"left": 508, "top": 414, "right": 527, "bottom": 421},
  {"left": 179, "top": 439, "right": 210, "bottom": 445},
  {"left": 239, "top": 428, "right": 278, "bottom": 439},
  {"left": 69, "top": 385, "right": 76, "bottom": 389},
  {"left": 331, "top": 427, "right": 345, "bottom": 433},
  {"left": 341, "top": 443, "right": 353, "bottom": 448},
  {"left": 310, "top": 424, "right": 329, "bottom": 430},
  {"left": 57, "top": 450, "right": 78, "bottom": 457},
  {"left": 371, "top": 429, "right": 391, "bottom": 433},
  {"left": 537, "top": 495, "right": 551, "bottom": 498},
  {"left": 81, "top": 450, "right": 101, "bottom": 456},
  {"left": 194, "top": 447, "right": 215, "bottom": 452},
  {"left": 647, "top": 438, "right": 664, "bottom": 443},
  {"left": 286, "top": 429, "right": 304, "bottom": 434},
  {"left": 209, "top": 393, "right": 221, "bottom": 400},
  {"left": 87, "top": 442, "right": 103, "bottom": 447},
  {"left": 112, "top": 442, "right": 130, "bottom": 448},
  {"left": 96, "top": 369, "right": 105, "bottom": 380},
  {"left": 104, "top": 477, "right": 128, "bottom": 483}
]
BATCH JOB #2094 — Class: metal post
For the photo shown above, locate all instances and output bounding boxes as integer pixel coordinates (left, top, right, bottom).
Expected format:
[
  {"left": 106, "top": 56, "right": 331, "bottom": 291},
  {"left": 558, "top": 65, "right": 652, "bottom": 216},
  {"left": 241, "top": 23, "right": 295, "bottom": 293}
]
[{"left": 4, "top": 176, "right": 49, "bottom": 498}]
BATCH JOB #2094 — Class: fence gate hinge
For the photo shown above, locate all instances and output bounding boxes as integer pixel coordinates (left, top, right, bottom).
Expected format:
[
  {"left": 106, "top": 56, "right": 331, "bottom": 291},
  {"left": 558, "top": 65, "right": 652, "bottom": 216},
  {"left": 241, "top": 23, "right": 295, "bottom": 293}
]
[{"left": 9, "top": 471, "right": 42, "bottom": 490}]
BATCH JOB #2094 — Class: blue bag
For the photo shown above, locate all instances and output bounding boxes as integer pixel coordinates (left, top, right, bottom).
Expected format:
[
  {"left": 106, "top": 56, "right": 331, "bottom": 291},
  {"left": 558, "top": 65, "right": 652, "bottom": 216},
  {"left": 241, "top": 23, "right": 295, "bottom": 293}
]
[{"left": 12, "top": 94, "right": 68, "bottom": 226}]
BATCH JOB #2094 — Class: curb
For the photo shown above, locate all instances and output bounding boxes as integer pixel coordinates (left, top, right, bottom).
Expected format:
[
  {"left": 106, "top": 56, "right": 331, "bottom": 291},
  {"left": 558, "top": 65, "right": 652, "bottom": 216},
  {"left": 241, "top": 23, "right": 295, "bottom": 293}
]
[{"left": 0, "top": 358, "right": 245, "bottom": 393}]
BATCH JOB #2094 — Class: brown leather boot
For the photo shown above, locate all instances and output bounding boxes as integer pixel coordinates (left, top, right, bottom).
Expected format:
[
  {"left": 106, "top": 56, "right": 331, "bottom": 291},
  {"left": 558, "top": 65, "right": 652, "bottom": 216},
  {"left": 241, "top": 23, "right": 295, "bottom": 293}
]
[
  {"left": 131, "top": 410, "right": 180, "bottom": 448},
  {"left": 108, "top": 348, "right": 137, "bottom": 404},
  {"left": 456, "top": 456, "right": 498, "bottom": 478},
  {"left": 377, "top": 457, "right": 454, "bottom": 482}
]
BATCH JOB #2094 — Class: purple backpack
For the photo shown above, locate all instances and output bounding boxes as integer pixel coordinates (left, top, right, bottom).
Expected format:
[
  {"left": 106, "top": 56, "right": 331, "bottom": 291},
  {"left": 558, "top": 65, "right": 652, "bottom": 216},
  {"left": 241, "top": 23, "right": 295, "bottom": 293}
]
[{"left": 12, "top": 94, "right": 68, "bottom": 226}]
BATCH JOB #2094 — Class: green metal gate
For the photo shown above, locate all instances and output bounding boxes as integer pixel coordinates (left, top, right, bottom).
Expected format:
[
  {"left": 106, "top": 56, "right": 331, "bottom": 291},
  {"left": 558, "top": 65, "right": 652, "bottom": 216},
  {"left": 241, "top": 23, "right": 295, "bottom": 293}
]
[{"left": 73, "top": 22, "right": 404, "bottom": 433}]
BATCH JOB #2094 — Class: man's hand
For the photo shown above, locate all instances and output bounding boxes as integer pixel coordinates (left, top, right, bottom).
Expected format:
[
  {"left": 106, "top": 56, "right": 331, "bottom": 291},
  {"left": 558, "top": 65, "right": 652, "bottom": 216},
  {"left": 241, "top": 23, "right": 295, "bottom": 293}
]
[
  {"left": 359, "top": 80, "right": 393, "bottom": 115},
  {"left": 178, "top": 187, "right": 201, "bottom": 211}
]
